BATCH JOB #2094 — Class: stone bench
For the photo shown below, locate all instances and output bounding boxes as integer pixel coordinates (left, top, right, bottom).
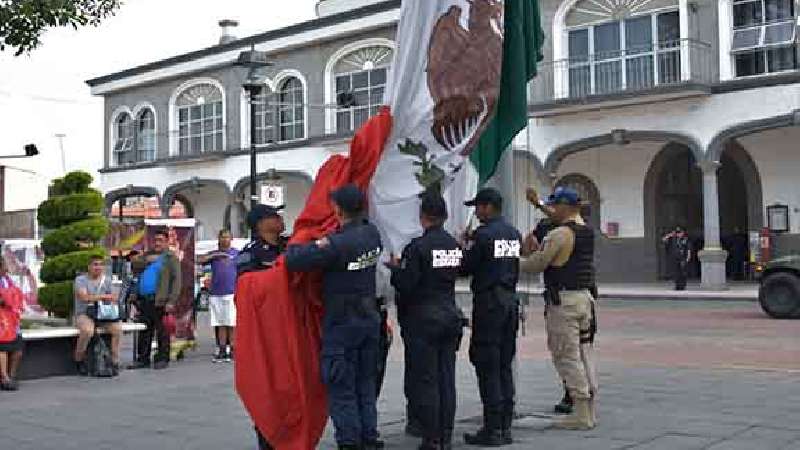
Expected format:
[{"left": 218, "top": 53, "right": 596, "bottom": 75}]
[{"left": 17, "top": 322, "right": 146, "bottom": 380}]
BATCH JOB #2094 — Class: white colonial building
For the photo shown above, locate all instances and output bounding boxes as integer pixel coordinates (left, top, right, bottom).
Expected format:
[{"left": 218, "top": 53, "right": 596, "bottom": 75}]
[{"left": 88, "top": 0, "right": 800, "bottom": 287}]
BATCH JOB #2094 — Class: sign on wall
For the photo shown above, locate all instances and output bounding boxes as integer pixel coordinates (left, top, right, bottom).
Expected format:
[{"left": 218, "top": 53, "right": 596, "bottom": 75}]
[{"left": 260, "top": 184, "right": 284, "bottom": 207}]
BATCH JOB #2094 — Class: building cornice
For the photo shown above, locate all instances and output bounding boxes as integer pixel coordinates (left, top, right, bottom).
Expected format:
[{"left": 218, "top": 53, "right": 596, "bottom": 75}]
[{"left": 86, "top": 0, "right": 400, "bottom": 95}]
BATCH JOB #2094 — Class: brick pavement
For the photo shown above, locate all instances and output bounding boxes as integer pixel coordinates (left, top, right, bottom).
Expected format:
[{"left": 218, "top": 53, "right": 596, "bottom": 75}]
[{"left": 0, "top": 300, "right": 797, "bottom": 450}]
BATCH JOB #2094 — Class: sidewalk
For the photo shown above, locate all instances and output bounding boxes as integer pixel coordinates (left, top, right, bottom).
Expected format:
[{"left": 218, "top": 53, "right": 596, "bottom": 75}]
[{"left": 456, "top": 281, "right": 759, "bottom": 301}]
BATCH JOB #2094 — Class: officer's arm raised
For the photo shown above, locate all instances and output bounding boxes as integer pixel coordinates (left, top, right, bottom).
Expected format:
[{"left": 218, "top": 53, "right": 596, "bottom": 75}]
[
  {"left": 284, "top": 241, "right": 338, "bottom": 272},
  {"left": 519, "top": 227, "right": 569, "bottom": 274}
]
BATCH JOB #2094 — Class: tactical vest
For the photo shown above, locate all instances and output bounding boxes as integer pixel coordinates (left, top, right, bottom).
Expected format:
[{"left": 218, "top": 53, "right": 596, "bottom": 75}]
[{"left": 543, "top": 222, "right": 595, "bottom": 290}]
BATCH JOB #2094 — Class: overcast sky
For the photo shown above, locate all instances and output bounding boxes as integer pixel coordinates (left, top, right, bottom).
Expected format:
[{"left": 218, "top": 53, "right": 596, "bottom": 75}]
[{"left": 0, "top": 0, "right": 318, "bottom": 185}]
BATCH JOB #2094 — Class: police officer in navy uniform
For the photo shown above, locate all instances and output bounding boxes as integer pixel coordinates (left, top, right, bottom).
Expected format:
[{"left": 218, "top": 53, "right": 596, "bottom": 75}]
[
  {"left": 386, "top": 192, "right": 464, "bottom": 450},
  {"left": 235, "top": 204, "right": 287, "bottom": 450},
  {"left": 460, "top": 188, "right": 522, "bottom": 446},
  {"left": 285, "top": 184, "right": 384, "bottom": 450},
  {"left": 236, "top": 204, "right": 288, "bottom": 276}
]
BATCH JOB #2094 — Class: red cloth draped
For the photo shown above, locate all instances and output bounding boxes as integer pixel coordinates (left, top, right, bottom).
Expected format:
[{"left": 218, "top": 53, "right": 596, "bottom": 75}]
[
  {"left": 235, "top": 107, "right": 392, "bottom": 450},
  {"left": 0, "top": 276, "right": 24, "bottom": 343}
]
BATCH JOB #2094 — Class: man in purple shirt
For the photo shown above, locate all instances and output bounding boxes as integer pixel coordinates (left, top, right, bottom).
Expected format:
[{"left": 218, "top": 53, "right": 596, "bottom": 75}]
[{"left": 199, "top": 229, "right": 239, "bottom": 362}]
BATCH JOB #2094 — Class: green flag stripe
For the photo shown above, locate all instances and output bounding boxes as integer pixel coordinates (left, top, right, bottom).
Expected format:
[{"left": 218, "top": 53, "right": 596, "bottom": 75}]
[{"left": 470, "top": 0, "right": 545, "bottom": 185}]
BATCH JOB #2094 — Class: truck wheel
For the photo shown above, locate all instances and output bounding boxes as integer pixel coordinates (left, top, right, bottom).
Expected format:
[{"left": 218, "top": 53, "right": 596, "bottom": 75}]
[{"left": 759, "top": 272, "right": 800, "bottom": 319}]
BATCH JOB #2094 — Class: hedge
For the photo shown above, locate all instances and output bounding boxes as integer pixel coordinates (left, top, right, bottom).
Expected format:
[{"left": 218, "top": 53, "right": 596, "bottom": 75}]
[
  {"left": 37, "top": 191, "right": 104, "bottom": 229},
  {"left": 38, "top": 281, "right": 74, "bottom": 318},
  {"left": 41, "top": 217, "right": 111, "bottom": 257},
  {"left": 40, "top": 247, "right": 107, "bottom": 285},
  {"left": 51, "top": 171, "right": 93, "bottom": 196}
]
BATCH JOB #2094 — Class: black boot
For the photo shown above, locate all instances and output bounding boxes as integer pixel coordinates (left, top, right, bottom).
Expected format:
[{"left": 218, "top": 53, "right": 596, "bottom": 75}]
[
  {"left": 554, "top": 384, "right": 573, "bottom": 414},
  {"left": 418, "top": 438, "right": 440, "bottom": 450},
  {"left": 363, "top": 439, "right": 385, "bottom": 450},
  {"left": 464, "top": 409, "right": 504, "bottom": 447},
  {"left": 501, "top": 405, "right": 514, "bottom": 444}
]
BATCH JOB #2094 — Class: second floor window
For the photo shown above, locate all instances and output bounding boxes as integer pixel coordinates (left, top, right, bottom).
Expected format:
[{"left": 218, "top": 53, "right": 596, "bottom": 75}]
[
  {"left": 334, "top": 45, "right": 392, "bottom": 133},
  {"left": 113, "top": 113, "right": 134, "bottom": 165},
  {"left": 732, "top": 0, "right": 797, "bottom": 77},
  {"left": 253, "top": 88, "right": 275, "bottom": 146},
  {"left": 279, "top": 77, "right": 305, "bottom": 141},
  {"left": 567, "top": 10, "right": 680, "bottom": 97},
  {"left": 176, "top": 83, "right": 224, "bottom": 155},
  {"left": 136, "top": 109, "right": 156, "bottom": 162}
]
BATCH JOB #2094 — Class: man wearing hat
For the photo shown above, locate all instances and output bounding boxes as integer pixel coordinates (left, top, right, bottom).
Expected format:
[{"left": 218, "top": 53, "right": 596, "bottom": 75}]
[
  {"left": 236, "top": 204, "right": 287, "bottom": 276},
  {"left": 285, "top": 184, "right": 384, "bottom": 450},
  {"left": 386, "top": 192, "right": 464, "bottom": 450},
  {"left": 519, "top": 186, "right": 598, "bottom": 430},
  {"left": 235, "top": 204, "right": 287, "bottom": 450},
  {"left": 460, "top": 187, "right": 522, "bottom": 446}
]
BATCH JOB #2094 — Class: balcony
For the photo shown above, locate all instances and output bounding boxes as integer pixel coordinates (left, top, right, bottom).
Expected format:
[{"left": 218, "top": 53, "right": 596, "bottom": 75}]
[{"left": 529, "top": 39, "right": 715, "bottom": 117}]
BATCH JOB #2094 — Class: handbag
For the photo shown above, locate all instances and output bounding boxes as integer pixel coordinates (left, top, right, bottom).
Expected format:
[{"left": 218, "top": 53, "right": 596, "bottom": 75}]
[{"left": 87, "top": 276, "right": 125, "bottom": 322}]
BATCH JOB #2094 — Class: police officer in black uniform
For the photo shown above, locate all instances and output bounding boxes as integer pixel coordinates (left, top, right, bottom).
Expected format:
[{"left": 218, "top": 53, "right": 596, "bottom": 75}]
[
  {"left": 387, "top": 192, "right": 464, "bottom": 450},
  {"left": 460, "top": 188, "right": 522, "bottom": 446},
  {"left": 235, "top": 204, "right": 287, "bottom": 450},
  {"left": 236, "top": 204, "right": 288, "bottom": 276},
  {"left": 285, "top": 184, "right": 384, "bottom": 450}
]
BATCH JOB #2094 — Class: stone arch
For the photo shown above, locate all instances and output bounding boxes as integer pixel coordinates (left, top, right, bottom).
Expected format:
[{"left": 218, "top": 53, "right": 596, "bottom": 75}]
[
  {"left": 706, "top": 110, "right": 800, "bottom": 162},
  {"left": 556, "top": 172, "right": 602, "bottom": 231},
  {"left": 232, "top": 171, "right": 315, "bottom": 236},
  {"left": 104, "top": 186, "right": 159, "bottom": 216},
  {"left": 161, "top": 178, "right": 232, "bottom": 217},
  {"left": 719, "top": 141, "right": 764, "bottom": 231},
  {"left": 545, "top": 130, "right": 704, "bottom": 176}
]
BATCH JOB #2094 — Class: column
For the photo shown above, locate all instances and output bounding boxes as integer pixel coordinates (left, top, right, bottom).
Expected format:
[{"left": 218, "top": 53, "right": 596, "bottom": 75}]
[{"left": 697, "top": 160, "right": 728, "bottom": 290}]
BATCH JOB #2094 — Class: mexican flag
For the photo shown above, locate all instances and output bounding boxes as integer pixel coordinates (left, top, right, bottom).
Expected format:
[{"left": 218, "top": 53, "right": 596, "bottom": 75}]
[
  {"left": 236, "top": 1, "right": 542, "bottom": 448},
  {"left": 369, "top": 0, "right": 544, "bottom": 254}
]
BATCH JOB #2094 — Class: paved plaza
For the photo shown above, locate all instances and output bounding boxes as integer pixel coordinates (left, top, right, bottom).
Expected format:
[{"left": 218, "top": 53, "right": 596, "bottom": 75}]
[{"left": 1, "top": 298, "right": 798, "bottom": 450}]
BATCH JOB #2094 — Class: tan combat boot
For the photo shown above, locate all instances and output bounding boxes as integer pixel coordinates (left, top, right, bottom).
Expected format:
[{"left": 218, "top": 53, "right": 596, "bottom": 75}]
[{"left": 551, "top": 398, "right": 594, "bottom": 430}]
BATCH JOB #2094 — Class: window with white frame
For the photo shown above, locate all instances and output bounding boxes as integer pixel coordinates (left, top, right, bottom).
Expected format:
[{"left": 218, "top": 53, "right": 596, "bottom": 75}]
[
  {"left": 252, "top": 87, "right": 275, "bottom": 146},
  {"left": 731, "top": 0, "right": 797, "bottom": 77},
  {"left": 176, "top": 83, "right": 224, "bottom": 155},
  {"left": 565, "top": 0, "right": 680, "bottom": 97},
  {"left": 334, "top": 46, "right": 392, "bottom": 133},
  {"left": 113, "top": 113, "right": 134, "bottom": 165},
  {"left": 136, "top": 109, "right": 156, "bottom": 162},
  {"left": 278, "top": 77, "right": 305, "bottom": 141}
]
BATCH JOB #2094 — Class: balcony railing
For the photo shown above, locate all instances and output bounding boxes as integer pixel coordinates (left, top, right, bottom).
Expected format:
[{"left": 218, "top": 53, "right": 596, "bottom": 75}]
[{"left": 530, "top": 39, "right": 714, "bottom": 108}]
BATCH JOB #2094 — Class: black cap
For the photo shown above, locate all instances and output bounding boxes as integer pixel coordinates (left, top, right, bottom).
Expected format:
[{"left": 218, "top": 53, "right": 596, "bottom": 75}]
[
  {"left": 464, "top": 187, "right": 503, "bottom": 208},
  {"left": 330, "top": 184, "right": 365, "bottom": 214},
  {"left": 247, "top": 204, "right": 284, "bottom": 228},
  {"left": 420, "top": 192, "right": 448, "bottom": 219}
]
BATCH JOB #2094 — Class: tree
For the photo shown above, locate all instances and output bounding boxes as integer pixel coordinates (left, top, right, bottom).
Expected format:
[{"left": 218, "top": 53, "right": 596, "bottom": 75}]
[
  {"left": 0, "top": 0, "right": 121, "bottom": 55},
  {"left": 38, "top": 171, "right": 109, "bottom": 318}
]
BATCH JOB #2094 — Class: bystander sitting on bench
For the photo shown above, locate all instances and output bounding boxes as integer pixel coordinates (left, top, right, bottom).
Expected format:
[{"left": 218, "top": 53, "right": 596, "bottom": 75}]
[
  {"left": 74, "top": 256, "right": 122, "bottom": 376},
  {"left": 0, "top": 257, "right": 24, "bottom": 391}
]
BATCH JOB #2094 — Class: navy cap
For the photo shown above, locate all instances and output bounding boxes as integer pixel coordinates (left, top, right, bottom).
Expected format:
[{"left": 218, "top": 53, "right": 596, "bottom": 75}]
[
  {"left": 420, "top": 191, "right": 448, "bottom": 219},
  {"left": 545, "top": 186, "right": 581, "bottom": 206},
  {"left": 330, "top": 184, "right": 365, "bottom": 214},
  {"left": 464, "top": 187, "right": 503, "bottom": 208},
  {"left": 247, "top": 204, "right": 284, "bottom": 228}
]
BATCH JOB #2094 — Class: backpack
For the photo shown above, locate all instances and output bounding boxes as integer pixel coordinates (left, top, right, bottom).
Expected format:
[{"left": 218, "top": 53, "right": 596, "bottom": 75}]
[{"left": 87, "top": 336, "right": 115, "bottom": 378}]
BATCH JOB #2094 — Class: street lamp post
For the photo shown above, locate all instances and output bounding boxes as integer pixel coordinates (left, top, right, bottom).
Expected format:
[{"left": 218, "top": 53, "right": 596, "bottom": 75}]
[{"left": 234, "top": 46, "right": 272, "bottom": 211}]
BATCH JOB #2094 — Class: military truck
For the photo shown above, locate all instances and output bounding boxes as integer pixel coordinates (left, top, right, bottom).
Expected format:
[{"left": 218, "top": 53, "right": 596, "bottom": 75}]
[{"left": 758, "top": 255, "right": 800, "bottom": 319}]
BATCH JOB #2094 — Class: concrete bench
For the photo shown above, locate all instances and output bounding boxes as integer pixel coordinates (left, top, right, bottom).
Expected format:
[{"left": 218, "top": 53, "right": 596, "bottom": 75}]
[{"left": 18, "top": 322, "right": 146, "bottom": 380}]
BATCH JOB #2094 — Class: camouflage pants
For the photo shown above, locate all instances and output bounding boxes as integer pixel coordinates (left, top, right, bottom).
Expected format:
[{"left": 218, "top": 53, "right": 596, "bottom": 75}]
[{"left": 545, "top": 290, "right": 595, "bottom": 400}]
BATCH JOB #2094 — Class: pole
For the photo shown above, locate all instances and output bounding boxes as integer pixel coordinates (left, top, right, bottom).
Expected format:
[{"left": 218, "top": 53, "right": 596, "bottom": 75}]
[
  {"left": 55, "top": 133, "right": 67, "bottom": 174},
  {"left": 247, "top": 87, "right": 260, "bottom": 211}
]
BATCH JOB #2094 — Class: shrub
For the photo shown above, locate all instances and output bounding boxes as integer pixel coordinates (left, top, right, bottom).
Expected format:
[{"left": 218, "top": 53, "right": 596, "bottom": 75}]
[
  {"left": 37, "top": 191, "right": 103, "bottom": 229},
  {"left": 40, "top": 247, "right": 107, "bottom": 285},
  {"left": 41, "top": 217, "right": 110, "bottom": 257},
  {"left": 38, "top": 281, "right": 74, "bottom": 319}
]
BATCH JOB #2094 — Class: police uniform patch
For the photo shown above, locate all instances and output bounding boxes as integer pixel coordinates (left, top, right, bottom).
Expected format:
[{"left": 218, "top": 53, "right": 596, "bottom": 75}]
[
  {"left": 493, "top": 239, "right": 521, "bottom": 258},
  {"left": 347, "top": 247, "right": 382, "bottom": 271},
  {"left": 432, "top": 249, "right": 463, "bottom": 268}
]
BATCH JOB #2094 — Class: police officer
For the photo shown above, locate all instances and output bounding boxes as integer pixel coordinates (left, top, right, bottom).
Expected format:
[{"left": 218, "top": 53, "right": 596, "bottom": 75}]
[
  {"left": 235, "top": 204, "right": 287, "bottom": 450},
  {"left": 519, "top": 186, "right": 598, "bottom": 430},
  {"left": 526, "top": 190, "right": 599, "bottom": 417},
  {"left": 236, "top": 204, "right": 288, "bottom": 276},
  {"left": 460, "top": 188, "right": 522, "bottom": 446},
  {"left": 285, "top": 184, "right": 384, "bottom": 450},
  {"left": 662, "top": 226, "right": 691, "bottom": 291},
  {"left": 386, "top": 192, "right": 463, "bottom": 450}
]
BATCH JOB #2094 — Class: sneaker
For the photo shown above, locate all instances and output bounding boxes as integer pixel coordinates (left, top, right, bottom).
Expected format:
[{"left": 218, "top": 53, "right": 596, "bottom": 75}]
[
  {"left": 76, "top": 361, "right": 88, "bottom": 376},
  {"left": 225, "top": 346, "right": 233, "bottom": 363},
  {"left": 0, "top": 378, "right": 19, "bottom": 391},
  {"left": 153, "top": 360, "right": 169, "bottom": 370},
  {"left": 213, "top": 347, "right": 225, "bottom": 363}
]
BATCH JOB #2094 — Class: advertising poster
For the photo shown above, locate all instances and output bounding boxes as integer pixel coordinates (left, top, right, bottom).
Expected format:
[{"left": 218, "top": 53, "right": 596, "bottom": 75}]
[
  {"left": 144, "top": 219, "right": 196, "bottom": 340},
  {"left": 1, "top": 239, "right": 46, "bottom": 316}
]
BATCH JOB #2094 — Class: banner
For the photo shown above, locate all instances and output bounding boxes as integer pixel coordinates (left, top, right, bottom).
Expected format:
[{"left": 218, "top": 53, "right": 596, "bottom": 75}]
[
  {"left": 1, "top": 239, "right": 45, "bottom": 316},
  {"left": 144, "top": 219, "right": 196, "bottom": 340}
]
